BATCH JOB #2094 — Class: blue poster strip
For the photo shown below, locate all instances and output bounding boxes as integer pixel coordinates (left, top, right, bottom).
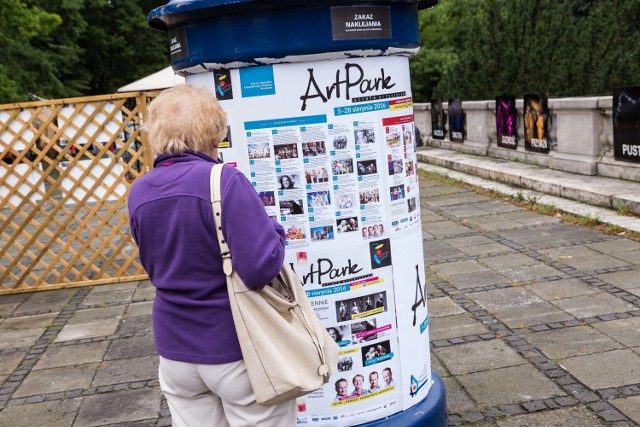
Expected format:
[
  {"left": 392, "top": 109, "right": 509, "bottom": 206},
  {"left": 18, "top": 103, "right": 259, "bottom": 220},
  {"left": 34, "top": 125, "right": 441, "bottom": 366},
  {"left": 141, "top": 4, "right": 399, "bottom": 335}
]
[
  {"left": 334, "top": 101, "right": 389, "bottom": 116},
  {"left": 240, "top": 65, "right": 276, "bottom": 98},
  {"left": 419, "top": 315, "right": 429, "bottom": 334},
  {"left": 244, "top": 114, "right": 328, "bottom": 131}
]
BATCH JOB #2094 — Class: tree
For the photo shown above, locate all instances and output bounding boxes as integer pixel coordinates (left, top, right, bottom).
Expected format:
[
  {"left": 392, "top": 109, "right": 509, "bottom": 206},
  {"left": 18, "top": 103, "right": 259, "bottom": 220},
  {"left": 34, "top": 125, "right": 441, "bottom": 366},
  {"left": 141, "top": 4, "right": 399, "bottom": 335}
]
[
  {"left": 410, "top": 0, "right": 478, "bottom": 101},
  {"left": 30, "top": 0, "right": 90, "bottom": 98},
  {"left": 0, "top": 0, "right": 169, "bottom": 103},
  {"left": 0, "top": 0, "right": 61, "bottom": 102},
  {"left": 410, "top": 0, "right": 640, "bottom": 101},
  {"left": 78, "top": 0, "right": 169, "bottom": 95}
]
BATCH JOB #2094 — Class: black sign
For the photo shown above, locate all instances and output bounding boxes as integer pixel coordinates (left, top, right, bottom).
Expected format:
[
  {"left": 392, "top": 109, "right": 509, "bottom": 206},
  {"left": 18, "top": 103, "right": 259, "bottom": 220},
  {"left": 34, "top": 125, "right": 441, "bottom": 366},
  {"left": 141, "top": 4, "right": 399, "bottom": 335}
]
[
  {"left": 430, "top": 98, "right": 445, "bottom": 140},
  {"left": 496, "top": 95, "right": 517, "bottom": 149},
  {"left": 331, "top": 6, "right": 391, "bottom": 41},
  {"left": 448, "top": 98, "right": 464, "bottom": 143},
  {"left": 613, "top": 87, "right": 640, "bottom": 163},
  {"left": 523, "top": 93, "right": 550, "bottom": 153},
  {"left": 168, "top": 28, "right": 188, "bottom": 61}
]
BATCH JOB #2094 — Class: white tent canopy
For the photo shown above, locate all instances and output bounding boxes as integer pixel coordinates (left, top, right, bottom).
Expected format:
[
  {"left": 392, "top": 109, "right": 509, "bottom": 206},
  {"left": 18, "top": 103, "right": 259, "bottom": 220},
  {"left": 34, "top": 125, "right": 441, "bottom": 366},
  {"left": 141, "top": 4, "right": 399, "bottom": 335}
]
[{"left": 117, "top": 66, "right": 185, "bottom": 93}]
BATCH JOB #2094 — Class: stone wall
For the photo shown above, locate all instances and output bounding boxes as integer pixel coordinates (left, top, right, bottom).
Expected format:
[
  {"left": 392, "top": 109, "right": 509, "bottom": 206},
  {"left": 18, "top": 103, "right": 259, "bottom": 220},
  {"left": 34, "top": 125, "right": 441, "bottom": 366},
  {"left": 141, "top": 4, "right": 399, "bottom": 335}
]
[{"left": 414, "top": 97, "right": 640, "bottom": 182}]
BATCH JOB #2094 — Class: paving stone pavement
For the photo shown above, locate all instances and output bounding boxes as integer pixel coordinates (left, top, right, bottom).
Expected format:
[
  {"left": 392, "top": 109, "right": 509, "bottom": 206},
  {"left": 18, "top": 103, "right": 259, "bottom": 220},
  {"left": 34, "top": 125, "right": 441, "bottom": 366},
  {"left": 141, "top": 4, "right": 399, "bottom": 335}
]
[{"left": 1, "top": 170, "right": 639, "bottom": 426}]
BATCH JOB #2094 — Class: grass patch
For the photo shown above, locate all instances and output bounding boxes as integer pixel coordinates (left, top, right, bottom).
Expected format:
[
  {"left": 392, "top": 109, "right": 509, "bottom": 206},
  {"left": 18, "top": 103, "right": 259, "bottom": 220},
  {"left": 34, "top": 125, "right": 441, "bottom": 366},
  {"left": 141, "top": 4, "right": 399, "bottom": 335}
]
[
  {"left": 419, "top": 169, "right": 466, "bottom": 187},
  {"left": 617, "top": 205, "right": 636, "bottom": 216},
  {"left": 562, "top": 212, "right": 601, "bottom": 227}
]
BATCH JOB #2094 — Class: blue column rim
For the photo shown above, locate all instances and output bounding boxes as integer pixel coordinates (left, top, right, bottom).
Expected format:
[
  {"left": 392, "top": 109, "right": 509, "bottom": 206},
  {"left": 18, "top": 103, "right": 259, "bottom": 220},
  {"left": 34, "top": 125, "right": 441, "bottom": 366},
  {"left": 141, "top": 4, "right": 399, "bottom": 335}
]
[{"left": 149, "top": 0, "right": 438, "bottom": 31}]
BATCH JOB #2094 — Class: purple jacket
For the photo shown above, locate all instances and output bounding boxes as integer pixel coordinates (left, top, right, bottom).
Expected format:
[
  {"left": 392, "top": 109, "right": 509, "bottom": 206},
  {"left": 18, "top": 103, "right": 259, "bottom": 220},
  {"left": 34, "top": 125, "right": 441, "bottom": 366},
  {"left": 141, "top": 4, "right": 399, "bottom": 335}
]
[{"left": 128, "top": 151, "right": 285, "bottom": 364}]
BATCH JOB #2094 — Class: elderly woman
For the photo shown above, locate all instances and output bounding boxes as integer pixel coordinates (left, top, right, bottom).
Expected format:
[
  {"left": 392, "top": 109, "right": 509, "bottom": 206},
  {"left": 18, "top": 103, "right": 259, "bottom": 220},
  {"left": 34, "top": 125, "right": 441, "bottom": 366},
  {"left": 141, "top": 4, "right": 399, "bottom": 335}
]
[{"left": 128, "top": 85, "right": 294, "bottom": 427}]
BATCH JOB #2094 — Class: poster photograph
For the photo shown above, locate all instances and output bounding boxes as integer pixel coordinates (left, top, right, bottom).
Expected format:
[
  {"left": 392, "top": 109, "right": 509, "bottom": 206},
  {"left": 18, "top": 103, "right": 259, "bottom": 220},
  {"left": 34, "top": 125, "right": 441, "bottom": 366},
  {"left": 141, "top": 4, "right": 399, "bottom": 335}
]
[
  {"left": 523, "top": 93, "right": 550, "bottom": 153},
  {"left": 448, "top": 98, "right": 464, "bottom": 143},
  {"left": 496, "top": 95, "right": 517, "bottom": 149},
  {"left": 613, "top": 86, "right": 640, "bottom": 163},
  {"left": 430, "top": 98, "right": 445, "bottom": 140}
]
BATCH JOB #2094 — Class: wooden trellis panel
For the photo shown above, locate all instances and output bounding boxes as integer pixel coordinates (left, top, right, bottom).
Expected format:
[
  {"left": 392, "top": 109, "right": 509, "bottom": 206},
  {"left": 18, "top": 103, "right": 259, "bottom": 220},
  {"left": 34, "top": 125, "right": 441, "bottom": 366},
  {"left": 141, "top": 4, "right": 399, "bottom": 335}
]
[{"left": 0, "top": 92, "right": 158, "bottom": 294}]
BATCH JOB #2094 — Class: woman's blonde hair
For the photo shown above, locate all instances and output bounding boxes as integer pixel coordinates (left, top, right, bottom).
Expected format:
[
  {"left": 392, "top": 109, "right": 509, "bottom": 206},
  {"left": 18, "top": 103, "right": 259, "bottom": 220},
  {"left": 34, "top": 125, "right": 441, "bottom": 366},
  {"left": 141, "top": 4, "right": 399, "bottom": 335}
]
[{"left": 144, "top": 84, "right": 227, "bottom": 156}]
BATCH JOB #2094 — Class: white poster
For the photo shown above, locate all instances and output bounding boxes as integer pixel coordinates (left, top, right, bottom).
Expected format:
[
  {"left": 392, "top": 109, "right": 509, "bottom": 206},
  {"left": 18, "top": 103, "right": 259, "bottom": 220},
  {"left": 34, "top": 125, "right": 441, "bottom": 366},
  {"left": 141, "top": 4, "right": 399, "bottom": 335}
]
[{"left": 187, "top": 56, "right": 430, "bottom": 426}]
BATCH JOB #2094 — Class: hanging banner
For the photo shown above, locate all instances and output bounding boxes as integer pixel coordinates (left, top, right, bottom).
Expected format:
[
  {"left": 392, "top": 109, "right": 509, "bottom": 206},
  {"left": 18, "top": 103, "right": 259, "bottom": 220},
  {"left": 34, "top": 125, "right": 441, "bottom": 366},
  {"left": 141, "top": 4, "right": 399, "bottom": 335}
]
[
  {"left": 447, "top": 98, "right": 464, "bottom": 143},
  {"left": 496, "top": 95, "right": 517, "bottom": 149},
  {"left": 613, "top": 86, "right": 640, "bottom": 163},
  {"left": 523, "top": 93, "right": 550, "bottom": 153},
  {"left": 187, "top": 55, "right": 430, "bottom": 427},
  {"left": 430, "top": 99, "right": 445, "bottom": 140}
]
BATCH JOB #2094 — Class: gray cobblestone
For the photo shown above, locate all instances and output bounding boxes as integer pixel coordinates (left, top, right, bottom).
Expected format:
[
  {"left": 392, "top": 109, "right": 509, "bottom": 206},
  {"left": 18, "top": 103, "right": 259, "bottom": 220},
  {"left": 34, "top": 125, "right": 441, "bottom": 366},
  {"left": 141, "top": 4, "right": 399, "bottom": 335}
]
[
  {"left": 461, "top": 411, "right": 484, "bottom": 422},
  {"left": 24, "top": 395, "right": 44, "bottom": 404},
  {"left": 599, "top": 409, "right": 629, "bottom": 422},
  {"left": 7, "top": 398, "right": 25, "bottom": 406},
  {"left": 588, "top": 401, "right": 612, "bottom": 412},
  {"left": 447, "top": 414, "right": 462, "bottom": 425},
  {"left": 65, "top": 389, "right": 83, "bottom": 398},
  {"left": 499, "top": 404, "right": 526, "bottom": 415},
  {"left": 598, "top": 389, "right": 620, "bottom": 399},
  {"left": 523, "top": 401, "right": 547, "bottom": 412}
]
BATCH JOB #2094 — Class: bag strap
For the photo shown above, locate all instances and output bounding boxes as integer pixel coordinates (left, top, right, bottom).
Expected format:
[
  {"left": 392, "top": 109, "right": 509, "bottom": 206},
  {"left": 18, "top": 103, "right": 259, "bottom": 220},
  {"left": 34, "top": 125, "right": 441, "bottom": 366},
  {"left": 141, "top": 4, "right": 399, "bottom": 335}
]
[{"left": 210, "top": 163, "right": 234, "bottom": 276}]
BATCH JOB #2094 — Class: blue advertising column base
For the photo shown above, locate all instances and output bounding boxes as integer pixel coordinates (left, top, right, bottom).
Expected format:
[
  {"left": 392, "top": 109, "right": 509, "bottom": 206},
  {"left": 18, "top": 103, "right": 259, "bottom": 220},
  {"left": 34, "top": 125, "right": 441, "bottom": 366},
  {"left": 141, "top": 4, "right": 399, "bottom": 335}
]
[{"left": 354, "top": 372, "right": 447, "bottom": 427}]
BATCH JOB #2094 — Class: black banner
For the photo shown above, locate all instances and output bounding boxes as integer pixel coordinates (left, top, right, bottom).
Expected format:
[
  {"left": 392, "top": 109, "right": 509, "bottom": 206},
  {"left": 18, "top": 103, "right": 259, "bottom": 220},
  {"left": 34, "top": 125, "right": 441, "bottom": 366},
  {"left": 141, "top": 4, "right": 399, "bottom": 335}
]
[
  {"left": 430, "top": 98, "right": 445, "bottom": 140},
  {"left": 613, "top": 87, "right": 640, "bottom": 163},
  {"left": 448, "top": 98, "right": 464, "bottom": 143}
]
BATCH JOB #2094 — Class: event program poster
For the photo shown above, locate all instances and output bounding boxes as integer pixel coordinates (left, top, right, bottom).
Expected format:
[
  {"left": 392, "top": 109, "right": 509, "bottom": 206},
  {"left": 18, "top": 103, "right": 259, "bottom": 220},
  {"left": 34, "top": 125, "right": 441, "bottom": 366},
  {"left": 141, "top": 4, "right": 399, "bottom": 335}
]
[
  {"left": 448, "top": 98, "right": 464, "bottom": 143},
  {"left": 430, "top": 98, "right": 445, "bottom": 140},
  {"left": 523, "top": 93, "right": 550, "bottom": 153},
  {"left": 496, "top": 95, "right": 517, "bottom": 149},
  {"left": 613, "top": 86, "right": 640, "bottom": 163},
  {"left": 187, "top": 56, "right": 430, "bottom": 426}
]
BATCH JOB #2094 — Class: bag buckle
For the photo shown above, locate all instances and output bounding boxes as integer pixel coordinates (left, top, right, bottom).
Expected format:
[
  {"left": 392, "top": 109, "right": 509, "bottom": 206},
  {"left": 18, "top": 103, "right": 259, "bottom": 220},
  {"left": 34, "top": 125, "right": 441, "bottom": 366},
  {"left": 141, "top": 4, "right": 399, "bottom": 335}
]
[{"left": 318, "top": 364, "right": 329, "bottom": 383}]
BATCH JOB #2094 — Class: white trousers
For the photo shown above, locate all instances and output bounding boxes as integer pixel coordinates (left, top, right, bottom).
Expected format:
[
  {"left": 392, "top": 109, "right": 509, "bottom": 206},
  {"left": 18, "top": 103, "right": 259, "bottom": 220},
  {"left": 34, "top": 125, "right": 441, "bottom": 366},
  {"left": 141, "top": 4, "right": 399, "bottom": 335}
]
[{"left": 159, "top": 356, "right": 296, "bottom": 427}]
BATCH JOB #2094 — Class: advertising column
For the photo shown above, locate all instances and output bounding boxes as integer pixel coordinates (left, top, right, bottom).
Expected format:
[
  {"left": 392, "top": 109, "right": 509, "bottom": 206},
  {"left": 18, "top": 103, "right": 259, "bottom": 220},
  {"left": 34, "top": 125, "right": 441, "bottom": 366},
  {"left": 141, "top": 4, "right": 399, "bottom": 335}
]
[
  {"left": 148, "top": 0, "right": 446, "bottom": 425},
  {"left": 188, "top": 56, "right": 430, "bottom": 426}
]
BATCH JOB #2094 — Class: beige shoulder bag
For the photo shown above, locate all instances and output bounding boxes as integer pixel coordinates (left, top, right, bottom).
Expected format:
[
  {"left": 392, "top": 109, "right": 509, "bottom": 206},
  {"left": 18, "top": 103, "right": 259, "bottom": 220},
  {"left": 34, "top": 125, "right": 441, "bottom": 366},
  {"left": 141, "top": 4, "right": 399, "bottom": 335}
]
[{"left": 210, "top": 163, "right": 339, "bottom": 405}]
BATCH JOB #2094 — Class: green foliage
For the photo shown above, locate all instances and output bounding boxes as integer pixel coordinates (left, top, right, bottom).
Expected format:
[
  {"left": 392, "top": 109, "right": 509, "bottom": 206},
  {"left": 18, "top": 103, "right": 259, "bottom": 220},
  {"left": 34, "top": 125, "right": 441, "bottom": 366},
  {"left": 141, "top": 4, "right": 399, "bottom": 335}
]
[
  {"left": 0, "top": 0, "right": 61, "bottom": 102},
  {"left": 78, "top": 0, "right": 169, "bottom": 95},
  {"left": 0, "top": 0, "right": 169, "bottom": 103},
  {"left": 411, "top": 0, "right": 640, "bottom": 101}
]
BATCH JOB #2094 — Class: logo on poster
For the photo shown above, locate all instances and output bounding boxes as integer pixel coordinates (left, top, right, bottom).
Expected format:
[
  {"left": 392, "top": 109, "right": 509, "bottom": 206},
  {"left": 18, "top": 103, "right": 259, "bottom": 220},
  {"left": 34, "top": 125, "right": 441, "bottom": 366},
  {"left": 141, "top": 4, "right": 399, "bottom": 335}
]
[
  {"left": 369, "top": 239, "right": 392, "bottom": 269},
  {"left": 298, "top": 258, "right": 363, "bottom": 286},
  {"left": 300, "top": 63, "right": 396, "bottom": 111}
]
